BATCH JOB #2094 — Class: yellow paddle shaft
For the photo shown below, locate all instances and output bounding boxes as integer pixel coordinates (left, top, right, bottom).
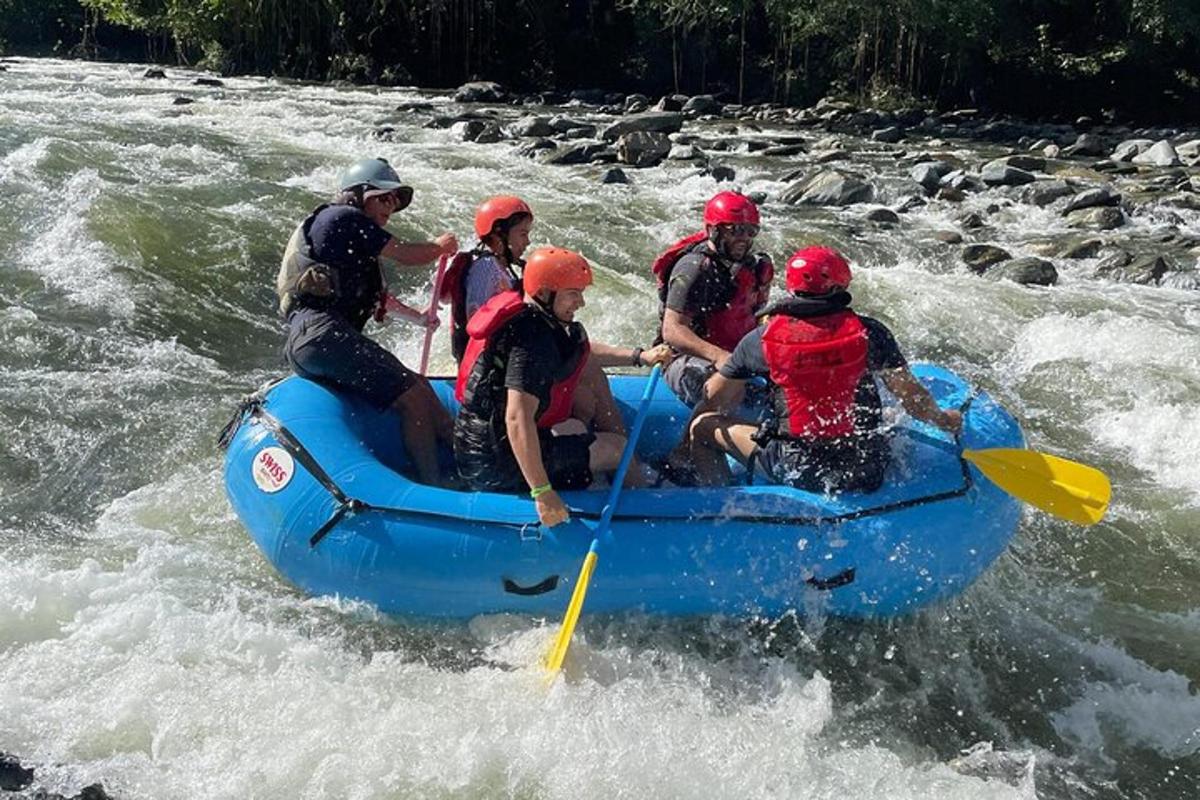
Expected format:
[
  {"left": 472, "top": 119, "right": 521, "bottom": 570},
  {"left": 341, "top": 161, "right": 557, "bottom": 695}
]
[{"left": 543, "top": 549, "right": 598, "bottom": 677}]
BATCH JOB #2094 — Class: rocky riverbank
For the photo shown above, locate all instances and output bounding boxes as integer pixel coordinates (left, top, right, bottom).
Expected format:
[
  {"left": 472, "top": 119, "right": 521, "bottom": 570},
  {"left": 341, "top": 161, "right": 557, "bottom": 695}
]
[{"left": 367, "top": 79, "right": 1200, "bottom": 291}]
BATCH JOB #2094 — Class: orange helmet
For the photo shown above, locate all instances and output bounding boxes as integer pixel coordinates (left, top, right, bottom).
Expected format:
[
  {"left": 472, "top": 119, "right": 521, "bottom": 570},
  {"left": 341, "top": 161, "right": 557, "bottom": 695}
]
[
  {"left": 474, "top": 195, "right": 533, "bottom": 239},
  {"left": 523, "top": 247, "right": 594, "bottom": 297}
]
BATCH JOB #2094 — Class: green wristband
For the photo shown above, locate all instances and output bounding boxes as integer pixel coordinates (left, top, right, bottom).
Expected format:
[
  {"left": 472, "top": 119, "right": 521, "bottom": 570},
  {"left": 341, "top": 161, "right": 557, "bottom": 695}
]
[{"left": 530, "top": 483, "right": 553, "bottom": 499}]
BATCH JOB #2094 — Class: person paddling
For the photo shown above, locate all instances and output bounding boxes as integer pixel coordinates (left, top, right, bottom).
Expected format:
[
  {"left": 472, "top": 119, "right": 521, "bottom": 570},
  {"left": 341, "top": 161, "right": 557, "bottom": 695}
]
[
  {"left": 654, "top": 190, "right": 775, "bottom": 406},
  {"left": 443, "top": 195, "right": 670, "bottom": 435},
  {"left": 683, "top": 246, "right": 962, "bottom": 491},
  {"left": 453, "top": 248, "right": 654, "bottom": 526},
  {"left": 276, "top": 157, "right": 458, "bottom": 486}
]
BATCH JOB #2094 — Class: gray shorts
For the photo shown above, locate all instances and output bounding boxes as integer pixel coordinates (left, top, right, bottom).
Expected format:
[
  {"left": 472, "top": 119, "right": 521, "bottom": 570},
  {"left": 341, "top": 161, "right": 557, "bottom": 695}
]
[{"left": 663, "top": 354, "right": 716, "bottom": 407}]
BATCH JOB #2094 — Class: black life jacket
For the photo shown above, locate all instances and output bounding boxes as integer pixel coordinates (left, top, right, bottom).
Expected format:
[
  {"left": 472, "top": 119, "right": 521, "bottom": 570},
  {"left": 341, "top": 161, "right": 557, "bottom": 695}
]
[{"left": 455, "top": 290, "right": 589, "bottom": 428}]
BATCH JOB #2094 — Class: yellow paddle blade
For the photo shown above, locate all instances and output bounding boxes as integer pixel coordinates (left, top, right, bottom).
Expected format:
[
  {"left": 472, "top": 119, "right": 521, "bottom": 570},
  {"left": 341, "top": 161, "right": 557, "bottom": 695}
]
[
  {"left": 963, "top": 448, "right": 1111, "bottom": 526},
  {"left": 543, "top": 549, "right": 599, "bottom": 678}
]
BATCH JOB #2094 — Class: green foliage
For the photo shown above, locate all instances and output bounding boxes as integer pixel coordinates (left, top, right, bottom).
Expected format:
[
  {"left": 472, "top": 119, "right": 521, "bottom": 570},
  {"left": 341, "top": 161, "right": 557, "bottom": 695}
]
[{"left": 2, "top": 0, "right": 1198, "bottom": 120}]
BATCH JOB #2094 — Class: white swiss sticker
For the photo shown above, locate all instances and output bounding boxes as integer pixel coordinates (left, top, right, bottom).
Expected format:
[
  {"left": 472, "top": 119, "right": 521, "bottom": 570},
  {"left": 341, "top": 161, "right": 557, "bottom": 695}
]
[{"left": 252, "top": 447, "right": 295, "bottom": 493}]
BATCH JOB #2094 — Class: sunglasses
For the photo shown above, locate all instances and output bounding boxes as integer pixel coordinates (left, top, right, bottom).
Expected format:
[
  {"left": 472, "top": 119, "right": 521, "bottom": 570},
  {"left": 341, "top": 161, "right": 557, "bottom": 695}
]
[{"left": 720, "top": 223, "right": 759, "bottom": 238}]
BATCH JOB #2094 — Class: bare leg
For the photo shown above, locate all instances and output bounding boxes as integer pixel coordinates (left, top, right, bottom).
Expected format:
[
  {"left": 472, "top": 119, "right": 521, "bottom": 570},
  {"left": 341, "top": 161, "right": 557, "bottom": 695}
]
[
  {"left": 587, "top": 431, "right": 650, "bottom": 488},
  {"left": 572, "top": 355, "right": 627, "bottom": 435},
  {"left": 689, "top": 413, "right": 759, "bottom": 486},
  {"left": 393, "top": 379, "right": 451, "bottom": 485}
]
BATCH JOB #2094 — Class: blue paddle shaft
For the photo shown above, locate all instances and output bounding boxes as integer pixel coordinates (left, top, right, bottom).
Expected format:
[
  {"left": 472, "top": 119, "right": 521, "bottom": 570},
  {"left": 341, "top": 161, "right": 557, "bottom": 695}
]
[{"left": 595, "top": 365, "right": 662, "bottom": 536}]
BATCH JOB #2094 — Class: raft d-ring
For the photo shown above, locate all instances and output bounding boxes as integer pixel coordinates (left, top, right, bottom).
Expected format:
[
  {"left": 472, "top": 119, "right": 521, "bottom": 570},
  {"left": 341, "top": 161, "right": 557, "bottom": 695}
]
[{"left": 518, "top": 523, "right": 543, "bottom": 542}]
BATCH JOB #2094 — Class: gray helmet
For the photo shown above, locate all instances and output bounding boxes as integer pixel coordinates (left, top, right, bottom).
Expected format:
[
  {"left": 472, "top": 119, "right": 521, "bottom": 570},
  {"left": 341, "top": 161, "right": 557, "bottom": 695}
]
[{"left": 338, "top": 157, "right": 413, "bottom": 209}]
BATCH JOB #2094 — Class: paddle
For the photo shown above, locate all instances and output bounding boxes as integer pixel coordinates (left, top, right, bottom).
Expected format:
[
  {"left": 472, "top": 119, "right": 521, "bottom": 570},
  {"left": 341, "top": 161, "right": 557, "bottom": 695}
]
[
  {"left": 543, "top": 364, "right": 663, "bottom": 678},
  {"left": 419, "top": 253, "right": 450, "bottom": 375},
  {"left": 963, "top": 448, "right": 1110, "bottom": 526}
]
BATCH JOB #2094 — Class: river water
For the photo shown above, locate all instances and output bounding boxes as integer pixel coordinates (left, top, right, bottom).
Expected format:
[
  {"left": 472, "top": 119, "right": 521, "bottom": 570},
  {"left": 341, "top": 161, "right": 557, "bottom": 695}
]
[{"left": 0, "top": 57, "right": 1197, "bottom": 799}]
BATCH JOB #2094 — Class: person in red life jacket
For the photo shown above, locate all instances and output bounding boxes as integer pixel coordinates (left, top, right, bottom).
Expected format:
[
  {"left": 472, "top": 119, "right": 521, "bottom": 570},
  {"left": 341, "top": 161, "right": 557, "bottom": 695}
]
[
  {"left": 654, "top": 190, "right": 775, "bottom": 406},
  {"left": 276, "top": 157, "right": 458, "bottom": 486},
  {"left": 454, "top": 248, "right": 656, "bottom": 527},
  {"left": 443, "top": 195, "right": 670, "bottom": 434},
  {"left": 683, "top": 246, "right": 963, "bottom": 492},
  {"left": 441, "top": 195, "right": 534, "bottom": 363}
]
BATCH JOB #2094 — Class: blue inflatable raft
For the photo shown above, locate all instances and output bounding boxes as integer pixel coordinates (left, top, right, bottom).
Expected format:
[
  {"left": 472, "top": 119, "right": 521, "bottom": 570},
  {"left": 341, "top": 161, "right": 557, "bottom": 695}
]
[{"left": 221, "top": 365, "right": 1023, "bottom": 619}]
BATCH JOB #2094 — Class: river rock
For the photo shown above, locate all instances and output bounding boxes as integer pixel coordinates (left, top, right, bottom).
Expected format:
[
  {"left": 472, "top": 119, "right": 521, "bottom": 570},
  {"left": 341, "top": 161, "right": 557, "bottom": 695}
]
[
  {"left": 895, "top": 195, "right": 927, "bottom": 213},
  {"left": 0, "top": 754, "right": 34, "bottom": 791},
  {"left": 1024, "top": 179, "right": 1075, "bottom": 207},
  {"left": 941, "top": 170, "right": 982, "bottom": 193},
  {"left": 962, "top": 244, "right": 1012, "bottom": 272},
  {"left": 600, "top": 167, "right": 629, "bottom": 184},
  {"left": 1043, "top": 143, "right": 1062, "bottom": 158},
  {"left": 1067, "top": 206, "right": 1125, "bottom": 229},
  {"left": 1063, "top": 133, "right": 1107, "bottom": 157},
  {"left": 454, "top": 81, "right": 507, "bottom": 103},
  {"left": 542, "top": 141, "right": 610, "bottom": 165},
  {"left": 866, "top": 207, "right": 901, "bottom": 225},
  {"left": 1096, "top": 254, "right": 1171, "bottom": 284},
  {"left": 937, "top": 186, "right": 966, "bottom": 202},
  {"left": 981, "top": 161, "right": 1036, "bottom": 186},
  {"left": 654, "top": 95, "right": 683, "bottom": 112},
  {"left": 761, "top": 143, "right": 807, "bottom": 157},
  {"left": 1111, "top": 139, "right": 1154, "bottom": 162},
  {"left": 1062, "top": 185, "right": 1121, "bottom": 214},
  {"left": 871, "top": 126, "right": 904, "bottom": 143},
  {"left": 1061, "top": 239, "right": 1104, "bottom": 259},
  {"left": 910, "top": 161, "right": 952, "bottom": 193},
  {"left": 957, "top": 211, "right": 986, "bottom": 230},
  {"left": 668, "top": 144, "right": 700, "bottom": 160},
  {"left": 781, "top": 169, "right": 874, "bottom": 205},
  {"left": 510, "top": 116, "right": 555, "bottom": 137},
  {"left": 989, "top": 256, "right": 1058, "bottom": 286},
  {"left": 194, "top": 77, "right": 224, "bottom": 87},
  {"left": 813, "top": 150, "right": 851, "bottom": 164},
  {"left": 623, "top": 93, "right": 650, "bottom": 113},
  {"left": 1177, "top": 140, "right": 1200, "bottom": 164},
  {"left": 991, "top": 155, "right": 1046, "bottom": 172},
  {"left": 683, "top": 94, "right": 723, "bottom": 116},
  {"left": 1131, "top": 140, "right": 1182, "bottom": 167},
  {"left": 548, "top": 115, "right": 588, "bottom": 132},
  {"left": 702, "top": 164, "right": 737, "bottom": 182},
  {"left": 617, "top": 130, "right": 671, "bottom": 167},
  {"left": 172, "top": 96, "right": 195, "bottom": 106},
  {"left": 601, "top": 112, "right": 684, "bottom": 141},
  {"left": 143, "top": 68, "right": 167, "bottom": 79},
  {"left": 515, "top": 138, "right": 556, "bottom": 157}
]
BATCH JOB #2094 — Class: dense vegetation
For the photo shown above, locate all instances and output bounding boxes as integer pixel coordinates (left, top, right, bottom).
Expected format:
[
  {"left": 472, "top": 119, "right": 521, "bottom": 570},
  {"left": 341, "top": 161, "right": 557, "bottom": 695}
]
[{"left": 2, "top": 0, "right": 1199, "bottom": 121}]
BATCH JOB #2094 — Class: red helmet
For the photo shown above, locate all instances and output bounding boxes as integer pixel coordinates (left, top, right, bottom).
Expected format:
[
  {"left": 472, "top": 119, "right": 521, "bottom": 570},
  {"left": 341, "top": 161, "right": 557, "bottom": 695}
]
[
  {"left": 703, "top": 191, "right": 760, "bottom": 227},
  {"left": 474, "top": 195, "right": 533, "bottom": 239},
  {"left": 523, "top": 247, "right": 594, "bottom": 297},
  {"left": 785, "top": 246, "right": 852, "bottom": 294}
]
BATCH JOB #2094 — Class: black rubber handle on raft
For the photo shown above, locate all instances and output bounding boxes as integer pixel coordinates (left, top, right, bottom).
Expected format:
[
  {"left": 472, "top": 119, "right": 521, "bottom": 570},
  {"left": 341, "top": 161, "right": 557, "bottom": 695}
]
[
  {"left": 806, "top": 568, "right": 855, "bottom": 591},
  {"left": 502, "top": 576, "right": 560, "bottom": 596}
]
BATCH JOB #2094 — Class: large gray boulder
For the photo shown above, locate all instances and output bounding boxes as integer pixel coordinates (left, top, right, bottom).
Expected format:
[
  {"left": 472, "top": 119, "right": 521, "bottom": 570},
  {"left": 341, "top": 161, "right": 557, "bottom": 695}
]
[
  {"left": 1025, "top": 179, "right": 1075, "bottom": 207},
  {"left": 962, "top": 244, "right": 1012, "bottom": 273},
  {"left": 1063, "top": 133, "right": 1107, "bottom": 157},
  {"left": 781, "top": 170, "right": 875, "bottom": 206},
  {"left": 601, "top": 112, "right": 685, "bottom": 141},
  {"left": 510, "top": 116, "right": 555, "bottom": 138},
  {"left": 1095, "top": 254, "right": 1172, "bottom": 284},
  {"left": 1111, "top": 139, "right": 1155, "bottom": 162},
  {"left": 454, "top": 81, "right": 507, "bottom": 103},
  {"left": 682, "top": 94, "right": 723, "bottom": 116},
  {"left": 541, "top": 141, "right": 611, "bottom": 165},
  {"left": 617, "top": 131, "right": 671, "bottom": 167},
  {"left": 981, "top": 160, "right": 1036, "bottom": 186},
  {"left": 988, "top": 256, "right": 1059, "bottom": 286},
  {"left": 1067, "top": 206, "right": 1125, "bottom": 230},
  {"left": 910, "top": 161, "right": 952, "bottom": 193},
  {"left": 1131, "top": 140, "right": 1182, "bottom": 167},
  {"left": 871, "top": 126, "right": 905, "bottom": 143},
  {"left": 1063, "top": 185, "right": 1121, "bottom": 214}
]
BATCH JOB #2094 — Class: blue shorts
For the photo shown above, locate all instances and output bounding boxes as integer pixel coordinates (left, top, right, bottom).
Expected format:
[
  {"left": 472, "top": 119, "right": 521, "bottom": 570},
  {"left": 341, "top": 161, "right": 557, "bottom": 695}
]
[{"left": 285, "top": 308, "right": 418, "bottom": 410}]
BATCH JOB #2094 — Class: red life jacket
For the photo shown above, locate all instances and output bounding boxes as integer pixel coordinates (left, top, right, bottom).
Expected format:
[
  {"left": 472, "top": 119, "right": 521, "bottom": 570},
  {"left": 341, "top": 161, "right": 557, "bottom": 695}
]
[
  {"left": 652, "top": 234, "right": 773, "bottom": 352},
  {"left": 761, "top": 311, "right": 868, "bottom": 439},
  {"left": 455, "top": 290, "right": 589, "bottom": 429},
  {"left": 440, "top": 249, "right": 524, "bottom": 363}
]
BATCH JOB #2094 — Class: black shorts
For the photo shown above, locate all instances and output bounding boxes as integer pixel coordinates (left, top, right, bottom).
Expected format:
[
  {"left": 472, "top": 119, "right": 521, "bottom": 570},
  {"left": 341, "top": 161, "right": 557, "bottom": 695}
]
[
  {"left": 285, "top": 308, "right": 418, "bottom": 410},
  {"left": 455, "top": 414, "right": 594, "bottom": 493},
  {"left": 752, "top": 434, "right": 891, "bottom": 494}
]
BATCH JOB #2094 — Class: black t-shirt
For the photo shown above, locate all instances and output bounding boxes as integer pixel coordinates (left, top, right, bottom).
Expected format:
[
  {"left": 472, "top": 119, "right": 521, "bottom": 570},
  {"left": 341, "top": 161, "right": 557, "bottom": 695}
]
[
  {"left": 502, "top": 311, "right": 586, "bottom": 412},
  {"left": 720, "top": 315, "right": 906, "bottom": 380},
  {"left": 306, "top": 205, "right": 393, "bottom": 330}
]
